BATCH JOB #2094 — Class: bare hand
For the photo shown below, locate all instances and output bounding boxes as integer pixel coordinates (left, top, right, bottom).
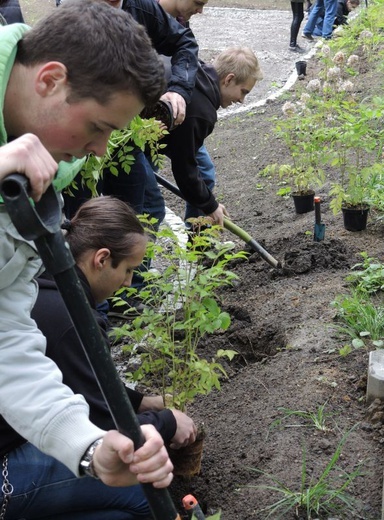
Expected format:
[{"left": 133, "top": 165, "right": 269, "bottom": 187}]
[
  {"left": 93, "top": 426, "right": 173, "bottom": 488},
  {"left": 160, "top": 92, "right": 186, "bottom": 126},
  {"left": 169, "top": 410, "right": 197, "bottom": 449},
  {"left": 0, "top": 134, "right": 57, "bottom": 201},
  {"left": 208, "top": 203, "right": 229, "bottom": 227}
]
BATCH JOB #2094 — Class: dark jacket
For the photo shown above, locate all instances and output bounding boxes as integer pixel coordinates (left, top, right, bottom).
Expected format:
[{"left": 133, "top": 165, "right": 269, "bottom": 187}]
[
  {"left": 122, "top": 0, "right": 198, "bottom": 103},
  {"left": 0, "top": 0, "right": 24, "bottom": 24},
  {"left": 0, "top": 269, "right": 176, "bottom": 457},
  {"left": 57, "top": 0, "right": 198, "bottom": 103},
  {"left": 163, "top": 62, "right": 221, "bottom": 214},
  {"left": 335, "top": 0, "right": 350, "bottom": 26}
]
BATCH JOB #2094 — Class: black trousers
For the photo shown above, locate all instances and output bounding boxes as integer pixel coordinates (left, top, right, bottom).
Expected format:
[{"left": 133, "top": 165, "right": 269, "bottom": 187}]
[{"left": 290, "top": 2, "right": 304, "bottom": 47}]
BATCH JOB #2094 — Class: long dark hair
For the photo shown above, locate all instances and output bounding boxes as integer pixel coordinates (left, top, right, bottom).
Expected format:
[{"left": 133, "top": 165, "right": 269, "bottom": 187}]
[{"left": 64, "top": 196, "right": 146, "bottom": 268}]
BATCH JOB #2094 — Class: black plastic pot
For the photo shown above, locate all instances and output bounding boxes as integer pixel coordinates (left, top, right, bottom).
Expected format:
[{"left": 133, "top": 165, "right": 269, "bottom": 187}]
[
  {"left": 295, "top": 60, "right": 307, "bottom": 80},
  {"left": 292, "top": 190, "right": 315, "bottom": 214},
  {"left": 342, "top": 205, "right": 369, "bottom": 231}
]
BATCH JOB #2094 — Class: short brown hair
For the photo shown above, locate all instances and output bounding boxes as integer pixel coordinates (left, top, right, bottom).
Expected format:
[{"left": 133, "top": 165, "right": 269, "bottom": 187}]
[
  {"left": 65, "top": 196, "right": 147, "bottom": 268},
  {"left": 16, "top": 0, "right": 165, "bottom": 106},
  {"left": 213, "top": 47, "right": 263, "bottom": 85}
]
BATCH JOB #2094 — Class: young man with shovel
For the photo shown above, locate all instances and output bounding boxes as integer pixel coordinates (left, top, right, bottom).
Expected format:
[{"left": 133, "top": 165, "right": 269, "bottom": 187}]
[
  {"left": 0, "top": 1, "right": 174, "bottom": 518},
  {"left": 159, "top": 47, "right": 263, "bottom": 225}
]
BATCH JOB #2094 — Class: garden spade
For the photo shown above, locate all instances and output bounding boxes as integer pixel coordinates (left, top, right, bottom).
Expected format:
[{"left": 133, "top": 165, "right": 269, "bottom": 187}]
[
  {"left": 314, "top": 196, "right": 325, "bottom": 242},
  {"left": 0, "top": 174, "right": 181, "bottom": 520},
  {"left": 154, "top": 173, "right": 281, "bottom": 268}
]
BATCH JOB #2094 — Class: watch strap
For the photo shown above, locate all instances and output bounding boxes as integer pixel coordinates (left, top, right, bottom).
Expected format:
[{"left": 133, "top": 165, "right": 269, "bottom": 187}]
[{"left": 79, "top": 438, "right": 103, "bottom": 479}]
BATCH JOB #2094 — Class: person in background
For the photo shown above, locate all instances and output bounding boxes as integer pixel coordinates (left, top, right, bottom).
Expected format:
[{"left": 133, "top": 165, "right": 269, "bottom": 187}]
[
  {"left": 311, "top": 0, "right": 360, "bottom": 36},
  {"left": 31, "top": 196, "right": 197, "bottom": 450},
  {"left": 288, "top": 0, "right": 306, "bottom": 52},
  {"left": 0, "top": 1, "right": 172, "bottom": 518},
  {"left": 61, "top": 0, "right": 199, "bottom": 226},
  {"left": 302, "top": 0, "right": 338, "bottom": 40},
  {"left": 158, "top": 0, "right": 217, "bottom": 229},
  {"left": 0, "top": 0, "right": 24, "bottom": 24}
]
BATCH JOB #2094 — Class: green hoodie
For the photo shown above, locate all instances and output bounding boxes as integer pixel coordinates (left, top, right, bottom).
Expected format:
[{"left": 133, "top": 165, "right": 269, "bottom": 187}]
[{"left": 0, "top": 23, "right": 85, "bottom": 198}]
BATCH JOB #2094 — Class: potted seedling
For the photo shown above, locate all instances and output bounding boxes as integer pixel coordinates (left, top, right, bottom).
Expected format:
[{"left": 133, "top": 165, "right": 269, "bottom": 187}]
[
  {"left": 112, "top": 221, "right": 243, "bottom": 475},
  {"left": 261, "top": 97, "right": 326, "bottom": 214},
  {"left": 327, "top": 97, "right": 384, "bottom": 231}
]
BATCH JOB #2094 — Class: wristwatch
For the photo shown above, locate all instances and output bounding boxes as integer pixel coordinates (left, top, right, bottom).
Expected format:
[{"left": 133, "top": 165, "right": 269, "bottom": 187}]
[{"left": 79, "top": 438, "right": 103, "bottom": 479}]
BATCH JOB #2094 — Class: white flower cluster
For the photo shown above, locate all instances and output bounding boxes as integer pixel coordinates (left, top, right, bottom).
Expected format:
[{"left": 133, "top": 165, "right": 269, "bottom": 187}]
[
  {"left": 322, "top": 44, "right": 331, "bottom": 57},
  {"left": 327, "top": 66, "right": 342, "bottom": 82},
  {"left": 347, "top": 55, "right": 359, "bottom": 68},
  {"left": 306, "top": 79, "right": 321, "bottom": 93},
  {"left": 300, "top": 93, "right": 311, "bottom": 104},
  {"left": 305, "top": 47, "right": 359, "bottom": 96},
  {"left": 282, "top": 101, "right": 296, "bottom": 117},
  {"left": 359, "top": 29, "right": 373, "bottom": 39},
  {"left": 338, "top": 80, "right": 354, "bottom": 93},
  {"left": 333, "top": 51, "right": 346, "bottom": 65}
]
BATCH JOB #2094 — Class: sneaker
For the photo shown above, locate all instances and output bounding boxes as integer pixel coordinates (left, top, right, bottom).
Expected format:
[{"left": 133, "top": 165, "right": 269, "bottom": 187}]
[
  {"left": 288, "top": 45, "right": 306, "bottom": 54},
  {"left": 302, "top": 32, "right": 314, "bottom": 41}
]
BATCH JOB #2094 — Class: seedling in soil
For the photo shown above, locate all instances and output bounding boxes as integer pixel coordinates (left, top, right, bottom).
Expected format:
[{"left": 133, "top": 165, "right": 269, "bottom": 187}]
[
  {"left": 338, "top": 344, "right": 353, "bottom": 357},
  {"left": 331, "top": 290, "right": 384, "bottom": 342},
  {"left": 112, "top": 222, "right": 243, "bottom": 411},
  {"left": 247, "top": 426, "right": 363, "bottom": 519},
  {"left": 269, "top": 402, "right": 334, "bottom": 433},
  {"left": 346, "top": 252, "right": 384, "bottom": 295},
  {"left": 276, "top": 186, "right": 291, "bottom": 198}
]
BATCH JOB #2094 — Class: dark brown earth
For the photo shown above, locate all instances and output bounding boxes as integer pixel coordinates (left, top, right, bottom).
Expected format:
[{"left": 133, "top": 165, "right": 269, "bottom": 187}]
[
  {"left": 24, "top": 1, "right": 384, "bottom": 519},
  {"left": 158, "top": 34, "right": 384, "bottom": 520}
]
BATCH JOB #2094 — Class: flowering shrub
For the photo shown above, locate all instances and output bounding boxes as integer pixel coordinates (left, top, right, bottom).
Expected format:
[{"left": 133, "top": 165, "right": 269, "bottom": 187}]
[
  {"left": 262, "top": 24, "right": 384, "bottom": 214},
  {"left": 260, "top": 95, "right": 327, "bottom": 195}
]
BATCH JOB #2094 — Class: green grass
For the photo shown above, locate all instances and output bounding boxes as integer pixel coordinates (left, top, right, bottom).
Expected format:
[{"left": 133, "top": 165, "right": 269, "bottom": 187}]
[
  {"left": 332, "top": 290, "right": 384, "bottom": 341},
  {"left": 248, "top": 426, "right": 362, "bottom": 519},
  {"left": 269, "top": 402, "right": 334, "bottom": 434}
]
